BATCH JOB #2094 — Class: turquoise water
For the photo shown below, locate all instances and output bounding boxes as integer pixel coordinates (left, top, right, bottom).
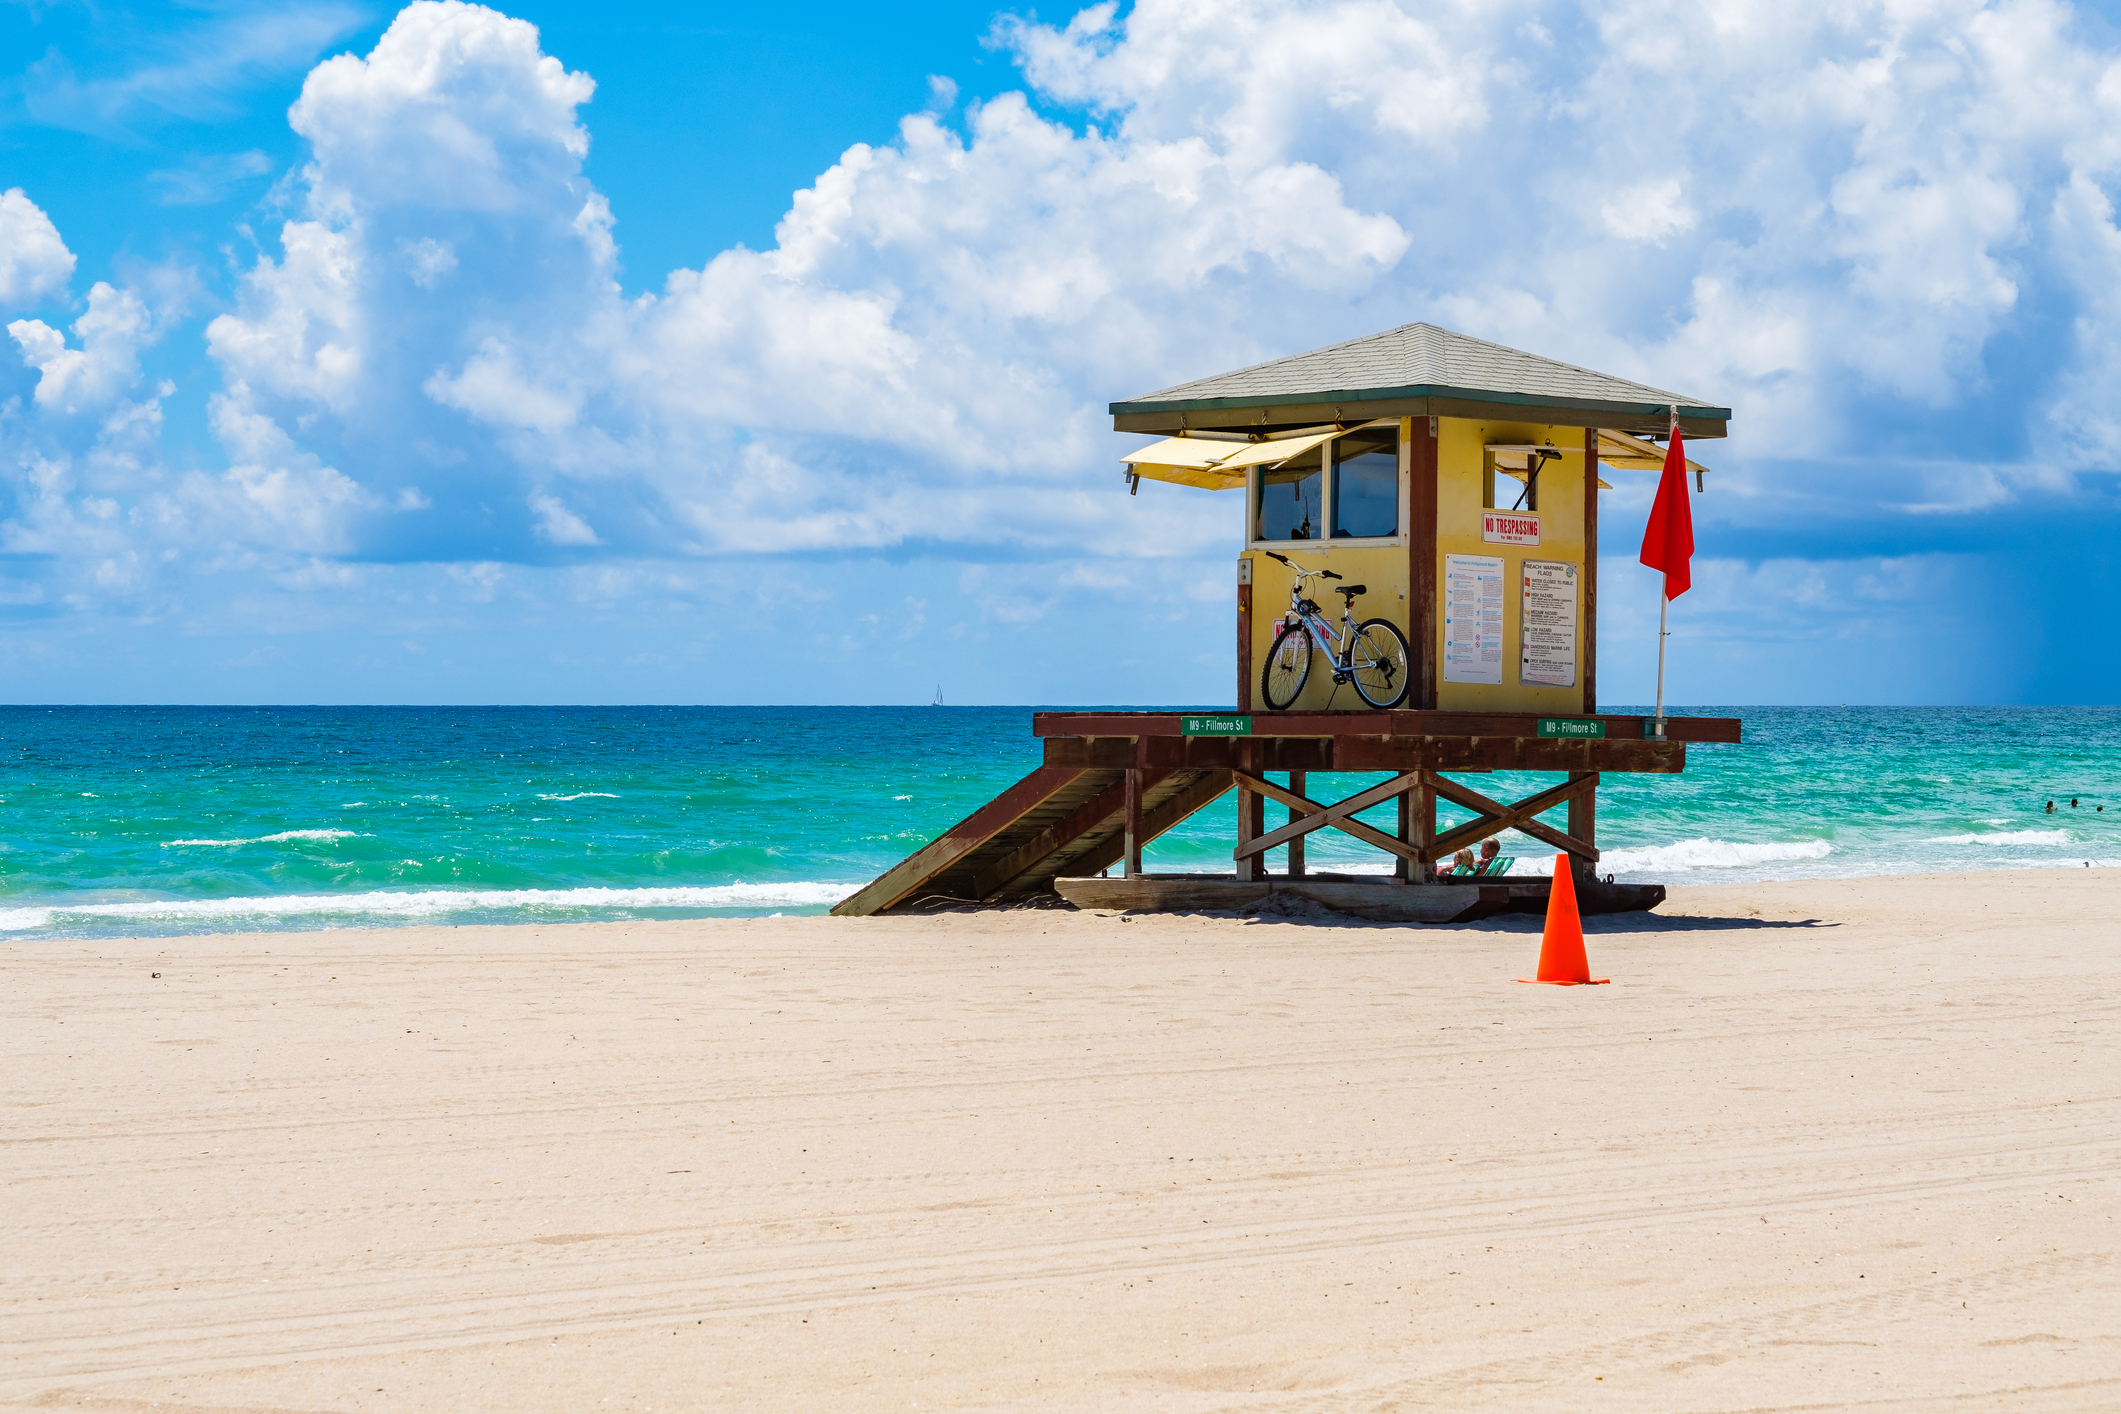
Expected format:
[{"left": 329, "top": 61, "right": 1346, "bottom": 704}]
[{"left": 2, "top": 705, "right": 2116, "bottom": 939}]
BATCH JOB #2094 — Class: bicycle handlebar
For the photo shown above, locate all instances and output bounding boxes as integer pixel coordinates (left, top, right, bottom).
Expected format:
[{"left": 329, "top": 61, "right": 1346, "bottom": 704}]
[{"left": 1259, "top": 550, "right": 1341, "bottom": 581}]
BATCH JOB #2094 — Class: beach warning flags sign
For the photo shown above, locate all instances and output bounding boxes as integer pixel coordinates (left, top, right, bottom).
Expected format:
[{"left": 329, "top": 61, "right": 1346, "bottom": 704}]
[
  {"left": 1518, "top": 854, "right": 1609, "bottom": 985},
  {"left": 1638, "top": 424, "right": 1694, "bottom": 599}
]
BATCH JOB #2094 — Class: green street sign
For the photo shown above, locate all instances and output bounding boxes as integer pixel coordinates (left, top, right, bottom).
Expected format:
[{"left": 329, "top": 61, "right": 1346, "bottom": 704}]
[
  {"left": 1181, "top": 714, "right": 1252, "bottom": 736},
  {"left": 1537, "top": 717, "right": 1605, "bottom": 739}
]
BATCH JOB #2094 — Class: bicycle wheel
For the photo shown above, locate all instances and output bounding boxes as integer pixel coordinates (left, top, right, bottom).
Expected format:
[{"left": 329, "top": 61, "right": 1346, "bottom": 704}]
[
  {"left": 1348, "top": 618, "right": 1412, "bottom": 708},
  {"left": 1260, "top": 623, "right": 1312, "bottom": 710}
]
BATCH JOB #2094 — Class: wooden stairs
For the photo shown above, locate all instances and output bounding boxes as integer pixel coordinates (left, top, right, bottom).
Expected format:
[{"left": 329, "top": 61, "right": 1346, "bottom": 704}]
[{"left": 831, "top": 765, "right": 1231, "bottom": 916}]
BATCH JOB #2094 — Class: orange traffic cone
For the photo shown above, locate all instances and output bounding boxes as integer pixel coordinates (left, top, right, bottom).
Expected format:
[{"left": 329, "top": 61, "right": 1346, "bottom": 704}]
[{"left": 1518, "top": 854, "right": 1609, "bottom": 985}]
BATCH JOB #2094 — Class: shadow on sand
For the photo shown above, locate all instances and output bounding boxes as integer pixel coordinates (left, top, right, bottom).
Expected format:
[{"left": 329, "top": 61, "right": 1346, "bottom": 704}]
[
  {"left": 902, "top": 892, "right": 1835, "bottom": 933},
  {"left": 1577, "top": 911, "right": 1834, "bottom": 933},
  {"left": 1213, "top": 894, "right": 1835, "bottom": 933}
]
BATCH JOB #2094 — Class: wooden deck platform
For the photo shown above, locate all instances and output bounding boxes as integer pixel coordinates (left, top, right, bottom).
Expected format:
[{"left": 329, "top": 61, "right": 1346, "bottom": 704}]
[
  {"left": 831, "top": 709, "right": 1739, "bottom": 919},
  {"left": 1051, "top": 874, "right": 1666, "bottom": 923}
]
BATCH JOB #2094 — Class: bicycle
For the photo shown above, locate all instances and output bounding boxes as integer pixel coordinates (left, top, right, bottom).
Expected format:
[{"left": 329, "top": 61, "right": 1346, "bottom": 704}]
[{"left": 1258, "top": 551, "right": 1413, "bottom": 710}]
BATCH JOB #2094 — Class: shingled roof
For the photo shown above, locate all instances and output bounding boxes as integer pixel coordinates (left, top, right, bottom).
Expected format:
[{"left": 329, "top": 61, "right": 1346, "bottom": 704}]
[{"left": 1110, "top": 322, "right": 1728, "bottom": 434}]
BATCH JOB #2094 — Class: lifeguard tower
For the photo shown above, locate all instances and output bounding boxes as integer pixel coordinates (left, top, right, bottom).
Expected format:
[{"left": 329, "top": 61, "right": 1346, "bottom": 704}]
[{"left": 835, "top": 323, "right": 1740, "bottom": 923}]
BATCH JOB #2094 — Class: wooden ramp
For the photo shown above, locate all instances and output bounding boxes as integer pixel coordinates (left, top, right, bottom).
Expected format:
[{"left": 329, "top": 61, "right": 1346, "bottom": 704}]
[{"left": 830, "top": 766, "right": 1233, "bottom": 916}]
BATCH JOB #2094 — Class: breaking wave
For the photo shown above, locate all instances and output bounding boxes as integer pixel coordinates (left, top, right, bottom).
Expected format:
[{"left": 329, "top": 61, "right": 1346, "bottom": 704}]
[
  {"left": 0, "top": 882, "right": 856, "bottom": 933},
  {"left": 1598, "top": 838, "right": 1834, "bottom": 873},
  {"left": 164, "top": 830, "right": 365, "bottom": 847}
]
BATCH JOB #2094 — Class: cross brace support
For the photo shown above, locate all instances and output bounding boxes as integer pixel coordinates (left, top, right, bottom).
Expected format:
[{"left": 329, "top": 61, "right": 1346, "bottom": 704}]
[
  {"left": 1228, "top": 770, "right": 1600, "bottom": 869},
  {"left": 1428, "top": 773, "right": 1600, "bottom": 862},
  {"left": 1232, "top": 772, "right": 1424, "bottom": 862}
]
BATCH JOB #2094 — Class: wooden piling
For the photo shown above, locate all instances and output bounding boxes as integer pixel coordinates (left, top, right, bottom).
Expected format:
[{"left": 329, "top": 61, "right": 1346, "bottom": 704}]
[
  {"left": 1287, "top": 769, "right": 1306, "bottom": 878},
  {"left": 1123, "top": 767, "right": 1143, "bottom": 878}
]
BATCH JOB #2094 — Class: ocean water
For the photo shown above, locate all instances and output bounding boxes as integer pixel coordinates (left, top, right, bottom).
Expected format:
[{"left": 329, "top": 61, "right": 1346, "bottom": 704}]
[{"left": 2, "top": 705, "right": 2115, "bottom": 940}]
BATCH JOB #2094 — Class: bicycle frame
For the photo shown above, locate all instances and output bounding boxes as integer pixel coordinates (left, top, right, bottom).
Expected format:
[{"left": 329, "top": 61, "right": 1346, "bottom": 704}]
[{"left": 1277, "top": 570, "right": 1360, "bottom": 677}]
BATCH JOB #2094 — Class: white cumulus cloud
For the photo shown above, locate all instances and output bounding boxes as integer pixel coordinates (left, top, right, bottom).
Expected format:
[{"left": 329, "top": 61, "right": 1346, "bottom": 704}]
[
  {"left": 9, "top": 282, "right": 155, "bottom": 415},
  {"left": 0, "top": 189, "right": 76, "bottom": 308},
  {"left": 289, "top": 0, "right": 595, "bottom": 214}
]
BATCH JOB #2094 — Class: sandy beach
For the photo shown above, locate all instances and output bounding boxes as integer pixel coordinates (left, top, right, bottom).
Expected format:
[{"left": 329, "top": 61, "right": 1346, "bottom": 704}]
[{"left": 3, "top": 868, "right": 2115, "bottom": 1412}]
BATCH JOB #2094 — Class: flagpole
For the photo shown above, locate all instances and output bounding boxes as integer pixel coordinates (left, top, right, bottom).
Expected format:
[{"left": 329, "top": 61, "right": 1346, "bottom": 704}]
[
  {"left": 1652, "top": 402, "right": 1678, "bottom": 742},
  {"left": 1653, "top": 592, "right": 1668, "bottom": 740}
]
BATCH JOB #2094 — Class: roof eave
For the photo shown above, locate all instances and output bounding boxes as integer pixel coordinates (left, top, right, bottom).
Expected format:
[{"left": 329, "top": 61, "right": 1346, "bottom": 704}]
[{"left": 1107, "top": 382, "right": 1732, "bottom": 426}]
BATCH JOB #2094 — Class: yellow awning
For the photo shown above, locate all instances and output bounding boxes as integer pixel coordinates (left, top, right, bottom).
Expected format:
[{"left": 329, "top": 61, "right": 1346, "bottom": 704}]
[
  {"left": 1122, "top": 420, "right": 1393, "bottom": 491},
  {"left": 1206, "top": 427, "right": 1346, "bottom": 472},
  {"left": 1119, "top": 436, "right": 1247, "bottom": 490},
  {"left": 1594, "top": 429, "right": 1712, "bottom": 483},
  {"left": 1487, "top": 434, "right": 1715, "bottom": 491}
]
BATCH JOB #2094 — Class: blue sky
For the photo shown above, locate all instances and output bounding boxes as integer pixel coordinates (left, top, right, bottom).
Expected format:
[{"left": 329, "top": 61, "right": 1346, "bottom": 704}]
[{"left": 3, "top": 0, "right": 2120, "bottom": 705}]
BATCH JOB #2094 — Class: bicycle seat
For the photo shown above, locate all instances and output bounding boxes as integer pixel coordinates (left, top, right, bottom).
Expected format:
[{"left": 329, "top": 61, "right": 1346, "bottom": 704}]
[{"left": 1336, "top": 584, "right": 1367, "bottom": 597}]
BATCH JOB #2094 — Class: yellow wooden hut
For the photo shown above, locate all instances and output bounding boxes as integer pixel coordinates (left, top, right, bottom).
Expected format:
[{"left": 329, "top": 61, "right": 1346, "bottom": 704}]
[{"left": 1113, "top": 322, "right": 1723, "bottom": 715}]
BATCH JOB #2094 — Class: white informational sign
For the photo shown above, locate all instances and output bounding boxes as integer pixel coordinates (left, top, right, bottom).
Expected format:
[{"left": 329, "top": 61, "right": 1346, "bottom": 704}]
[
  {"left": 1519, "top": 559, "right": 1579, "bottom": 688},
  {"left": 1482, "top": 510, "right": 1541, "bottom": 545},
  {"left": 1443, "top": 553, "right": 1506, "bottom": 685}
]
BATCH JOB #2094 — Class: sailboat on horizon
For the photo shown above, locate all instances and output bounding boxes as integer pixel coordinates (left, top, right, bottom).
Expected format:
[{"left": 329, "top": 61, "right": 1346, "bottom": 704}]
[{"left": 930, "top": 684, "right": 944, "bottom": 706}]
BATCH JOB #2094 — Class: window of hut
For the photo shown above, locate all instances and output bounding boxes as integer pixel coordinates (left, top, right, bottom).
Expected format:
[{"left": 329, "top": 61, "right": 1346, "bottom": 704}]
[
  {"left": 1331, "top": 433, "right": 1399, "bottom": 538},
  {"left": 1482, "top": 458, "right": 1516, "bottom": 510},
  {"left": 1488, "top": 470, "right": 1533, "bottom": 510},
  {"left": 1255, "top": 450, "right": 1322, "bottom": 541}
]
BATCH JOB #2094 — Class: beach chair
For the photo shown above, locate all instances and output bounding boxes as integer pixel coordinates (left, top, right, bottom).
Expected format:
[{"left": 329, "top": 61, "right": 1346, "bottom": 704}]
[{"left": 1473, "top": 856, "right": 1515, "bottom": 877}]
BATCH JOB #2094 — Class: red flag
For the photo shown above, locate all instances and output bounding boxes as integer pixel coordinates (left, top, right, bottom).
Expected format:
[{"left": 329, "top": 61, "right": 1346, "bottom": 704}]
[{"left": 1638, "top": 426, "right": 1694, "bottom": 599}]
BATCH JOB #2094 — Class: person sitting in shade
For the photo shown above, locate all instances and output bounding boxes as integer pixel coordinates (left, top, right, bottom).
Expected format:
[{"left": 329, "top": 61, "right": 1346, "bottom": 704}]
[
  {"left": 1478, "top": 839, "right": 1502, "bottom": 873},
  {"left": 1437, "top": 848, "right": 1475, "bottom": 879}
]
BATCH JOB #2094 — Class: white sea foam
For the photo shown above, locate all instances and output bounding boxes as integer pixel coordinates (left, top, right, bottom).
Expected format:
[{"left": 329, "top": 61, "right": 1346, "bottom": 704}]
[
  {"left": 1995, "top": 856, "right": 2121, "bottom": 869},
  {"left": 537, "top": 792, "right": 619, "bottom": 801},
  {"left": 164, "top": 830, "right": 365, "bottom": 847},
  {"left": 0, "top": 881, "right": 857, "bottom": 933},
  {"left": 1923, "top": 829, "right": 2075, "bottom": 846},
  {"left": 1598, "top": 838, "right": 1833, "bottom": 873}
]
